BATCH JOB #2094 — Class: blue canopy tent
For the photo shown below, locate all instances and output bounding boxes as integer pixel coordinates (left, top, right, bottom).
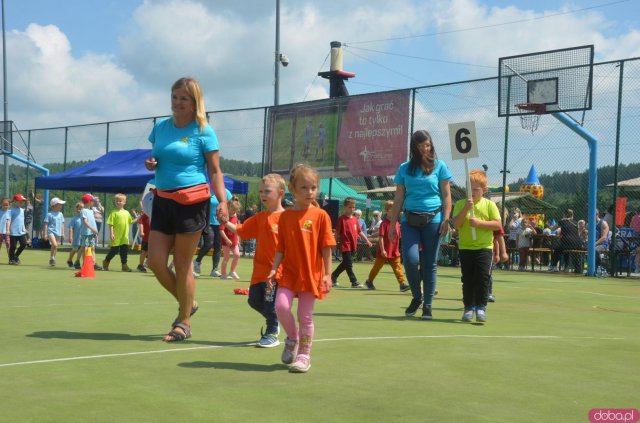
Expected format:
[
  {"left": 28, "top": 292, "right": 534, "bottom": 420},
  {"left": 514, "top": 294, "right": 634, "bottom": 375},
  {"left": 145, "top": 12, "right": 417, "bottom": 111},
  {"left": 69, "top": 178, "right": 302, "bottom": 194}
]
[{"left": 34, "top": 149, "right": 248, "bottom": 194}]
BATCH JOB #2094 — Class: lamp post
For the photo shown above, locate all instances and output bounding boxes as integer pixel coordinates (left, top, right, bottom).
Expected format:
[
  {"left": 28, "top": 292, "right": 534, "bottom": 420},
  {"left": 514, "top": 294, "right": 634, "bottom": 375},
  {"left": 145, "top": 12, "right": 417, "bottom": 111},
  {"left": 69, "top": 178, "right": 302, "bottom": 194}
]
[
  {"left": 2, "top": 0, "right": 8, "bottom": 196},
  {"left": 274, "top": 0, "right": 280, "bottom": 106}
]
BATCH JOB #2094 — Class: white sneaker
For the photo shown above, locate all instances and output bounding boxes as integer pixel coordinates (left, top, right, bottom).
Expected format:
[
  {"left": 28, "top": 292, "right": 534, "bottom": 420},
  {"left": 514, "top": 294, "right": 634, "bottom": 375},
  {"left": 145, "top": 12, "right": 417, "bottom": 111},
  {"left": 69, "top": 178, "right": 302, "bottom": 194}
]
[
  {"left": 289, "top": 354, "right": 311, "bottom": 373},
  {"left": 220, "top": 274, "right": 229, "bottom": 279},
  {"left": 476, "top": 309, "right": 487, "bottom": 322},
  {"left": 193, "top": 261, "right": 201, "bottom": 276},
  {"left": 210, "top": 269, "right": 222, "bottom": 277},
  {"left": 230, "top": 272, "right": 240, "bottom": 280},
  {"left": 462, "top": 309, "right": 474, "bottom": 322}
]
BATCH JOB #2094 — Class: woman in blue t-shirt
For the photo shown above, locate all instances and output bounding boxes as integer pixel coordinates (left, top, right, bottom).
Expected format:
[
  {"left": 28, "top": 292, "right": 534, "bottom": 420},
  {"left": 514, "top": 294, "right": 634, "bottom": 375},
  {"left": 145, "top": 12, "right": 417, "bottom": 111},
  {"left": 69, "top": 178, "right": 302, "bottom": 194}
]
[
  {"left": 145, "top": 77, "right": 228, "bottom": 342},
  {"left": 389, "top": 130, "right": 452, "bottom": 320}
]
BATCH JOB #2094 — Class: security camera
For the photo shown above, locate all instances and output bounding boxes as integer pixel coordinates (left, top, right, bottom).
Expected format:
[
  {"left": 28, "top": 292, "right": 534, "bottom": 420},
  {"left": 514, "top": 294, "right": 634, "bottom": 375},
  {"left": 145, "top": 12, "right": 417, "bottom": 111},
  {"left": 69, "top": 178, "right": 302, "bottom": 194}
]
[{"left": 279, "top": 54, "right": 289, "bottom": 67}]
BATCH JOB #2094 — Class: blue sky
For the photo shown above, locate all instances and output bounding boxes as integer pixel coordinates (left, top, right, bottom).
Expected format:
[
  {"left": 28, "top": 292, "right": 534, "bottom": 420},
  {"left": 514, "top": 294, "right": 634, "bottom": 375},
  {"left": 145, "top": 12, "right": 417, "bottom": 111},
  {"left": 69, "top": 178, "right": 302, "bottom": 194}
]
[{"left": 2, "top": 0, "right": 639, "bottom": 130}]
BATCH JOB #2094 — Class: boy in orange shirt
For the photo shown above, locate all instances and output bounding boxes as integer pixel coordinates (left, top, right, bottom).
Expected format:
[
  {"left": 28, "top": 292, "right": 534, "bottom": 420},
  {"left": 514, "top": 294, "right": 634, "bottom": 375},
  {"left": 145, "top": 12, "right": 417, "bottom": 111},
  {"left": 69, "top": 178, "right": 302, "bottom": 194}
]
[
  {"left": 268, "top": 164, "right": 336, "bottom": 373},
  {"left": 222, "top": 174, "right": 286, "bottom": 348}
]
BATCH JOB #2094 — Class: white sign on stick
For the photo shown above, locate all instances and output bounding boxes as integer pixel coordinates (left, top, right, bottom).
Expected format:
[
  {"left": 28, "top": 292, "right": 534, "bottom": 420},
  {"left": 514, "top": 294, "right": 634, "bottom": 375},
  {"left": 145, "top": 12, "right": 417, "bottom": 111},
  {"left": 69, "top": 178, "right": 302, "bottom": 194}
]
[
  {"left": 448, "top": 121, "right": 479, "bottom": 161},
  {"left": 448, "top": 121, "right": 479, "bottom": 240}
]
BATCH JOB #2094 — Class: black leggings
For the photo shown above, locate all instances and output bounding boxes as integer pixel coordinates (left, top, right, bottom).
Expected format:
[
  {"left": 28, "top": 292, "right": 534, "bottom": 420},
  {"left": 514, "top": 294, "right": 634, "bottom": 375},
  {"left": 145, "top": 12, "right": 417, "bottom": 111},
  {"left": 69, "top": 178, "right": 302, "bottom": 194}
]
[
  {"left": 9, "top": 235, "right": 27, "bottom": 261},
  {"left": 551, "top": 246, "right": 582, "bottom": 272},
  {"left": 459, "top": 249, "right": 493, "bottom": 309},
  {"left": 105, "top": 244, "right": 129, "bottom": 264},
  {"left": 195, "top": 224, "right": 222, "bottom": 270},
  {"left": 332, "top": 251, "right": 357, "bottom": 283}
]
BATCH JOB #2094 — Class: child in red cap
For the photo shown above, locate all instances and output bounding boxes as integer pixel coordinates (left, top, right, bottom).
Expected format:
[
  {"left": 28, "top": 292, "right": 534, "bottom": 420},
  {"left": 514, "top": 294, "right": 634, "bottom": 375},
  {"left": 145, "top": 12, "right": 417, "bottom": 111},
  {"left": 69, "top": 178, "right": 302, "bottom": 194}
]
[
  {"left": 78, "top": 194, "right": 102, "bottom": 270},
  {"left": 9, "top": 194, "right": 27, "bottom": 264}
]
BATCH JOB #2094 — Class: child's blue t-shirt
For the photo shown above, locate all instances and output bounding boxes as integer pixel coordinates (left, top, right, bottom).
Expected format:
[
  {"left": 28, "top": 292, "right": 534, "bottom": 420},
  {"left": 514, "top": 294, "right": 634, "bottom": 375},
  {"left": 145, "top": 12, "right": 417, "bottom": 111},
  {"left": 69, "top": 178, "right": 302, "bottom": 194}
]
[
  {"left": 9, "top": 207, "right": 26, "bottom": 236},
  {"left": 80, "top": 208, "right": 97, "bottom": 236},
  {"left": 0, "top": 209, "right": 9, "bottom": 235},
  {"left": 44, "top": 211, "right": 65, "bottom": 236},
  {"left": 209, "top": 188, "right": 232, "bottom": 225},
  {"left": 148, "top": 118, "right": 219, "bottom": 190},
  {"left": 393, "top": 159, "right": 453, "bottom": 223},
  {"left": 69, "top": 215, "right": 83, "bottom": 246}
]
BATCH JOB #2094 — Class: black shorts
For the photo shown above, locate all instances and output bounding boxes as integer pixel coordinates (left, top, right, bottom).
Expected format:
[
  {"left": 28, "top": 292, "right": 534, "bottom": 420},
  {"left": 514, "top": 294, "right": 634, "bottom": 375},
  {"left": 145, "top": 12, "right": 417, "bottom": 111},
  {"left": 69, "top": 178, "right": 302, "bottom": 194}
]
[
  {"left": 141, "top": 241, "right": 149, "bottom": 251},
  {"left": 150, "top": 195, "right": 210, "bottom": 235}
]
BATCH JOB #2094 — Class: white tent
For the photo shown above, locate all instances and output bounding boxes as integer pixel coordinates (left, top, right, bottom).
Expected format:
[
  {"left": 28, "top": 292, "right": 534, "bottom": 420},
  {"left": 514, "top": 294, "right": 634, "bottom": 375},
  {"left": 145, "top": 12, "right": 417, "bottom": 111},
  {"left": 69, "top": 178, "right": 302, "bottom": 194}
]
[{"left": 607, "top": 176, "right": 640, "bottom": 192}]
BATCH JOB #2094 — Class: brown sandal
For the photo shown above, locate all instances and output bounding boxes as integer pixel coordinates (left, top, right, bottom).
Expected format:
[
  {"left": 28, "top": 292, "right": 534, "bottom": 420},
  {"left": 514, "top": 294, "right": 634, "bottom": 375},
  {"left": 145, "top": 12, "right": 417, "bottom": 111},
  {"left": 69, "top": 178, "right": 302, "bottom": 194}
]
[
  {"left": 163, "top": 323, "right": 191, "bottom": 342},
  {"left": 172, "top": 303, "right": 199, "bottom": 327}
]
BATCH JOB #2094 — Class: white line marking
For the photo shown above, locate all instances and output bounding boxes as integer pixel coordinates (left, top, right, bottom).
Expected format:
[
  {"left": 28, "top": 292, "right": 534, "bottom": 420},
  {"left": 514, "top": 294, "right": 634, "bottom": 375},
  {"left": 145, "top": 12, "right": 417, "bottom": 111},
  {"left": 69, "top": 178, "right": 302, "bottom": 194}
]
[
  {"left": 4, "top": 301, "right": 216, "bottom": 310},
  {"left": 499, "top": 284, "right": 639, "bottom": 299},
  {"left": 578, "top": 291, "right": 639, "bottom": 299},
  {"left": 0, "top": 343, "right": 255, "bottom": 368},
  {"left": 314, "top": 335, "right": 623, "bottom": 342},
  {"left": 0, "top": 334, "right": 623, "bottom": 368}
]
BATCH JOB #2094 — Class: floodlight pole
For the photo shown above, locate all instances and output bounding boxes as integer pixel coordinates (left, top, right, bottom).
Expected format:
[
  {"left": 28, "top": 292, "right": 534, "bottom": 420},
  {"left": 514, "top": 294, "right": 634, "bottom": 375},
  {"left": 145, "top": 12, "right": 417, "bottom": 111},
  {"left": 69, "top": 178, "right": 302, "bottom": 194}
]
[
  {"left": 274, "top": 0, "right": 280, "bottom": 106},
  {"left": 2, "top": 0, "right": 8, "bottom": 197},
  {"left": 551, "top": 112, "right": 598, "bottom": 277}
]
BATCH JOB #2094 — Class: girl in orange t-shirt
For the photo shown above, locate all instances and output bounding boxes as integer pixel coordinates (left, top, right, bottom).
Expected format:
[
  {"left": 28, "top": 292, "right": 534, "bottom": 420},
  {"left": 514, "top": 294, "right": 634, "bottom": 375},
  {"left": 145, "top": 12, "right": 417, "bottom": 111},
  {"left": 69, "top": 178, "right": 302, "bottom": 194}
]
[
  {"left": 268, "top": 164, "right": 336, "bottom": 373},
  {"left": 220, "top": 197, "right": 241, "bottom": 279},
  {"left": 223, "top": 174, "right": 285, "bottom": 348}
]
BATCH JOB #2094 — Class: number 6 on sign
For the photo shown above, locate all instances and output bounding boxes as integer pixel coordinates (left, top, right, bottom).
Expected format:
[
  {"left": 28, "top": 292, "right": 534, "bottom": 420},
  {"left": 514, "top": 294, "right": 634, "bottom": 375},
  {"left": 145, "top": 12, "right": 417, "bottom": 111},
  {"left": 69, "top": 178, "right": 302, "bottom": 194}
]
[
  {"left": 448, "top": 121, "right": 479, "bottom": 160},
  {"left": 449, "top": 121, "right": 479, "bottom": 240}
]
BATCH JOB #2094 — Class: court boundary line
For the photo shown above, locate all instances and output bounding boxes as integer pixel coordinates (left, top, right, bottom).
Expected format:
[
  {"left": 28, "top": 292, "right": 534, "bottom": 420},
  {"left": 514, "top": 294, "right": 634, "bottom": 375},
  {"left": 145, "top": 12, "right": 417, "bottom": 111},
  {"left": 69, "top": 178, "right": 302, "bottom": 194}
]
[{"left": 0, "top": 334, "right": 623, "bottom": 368}]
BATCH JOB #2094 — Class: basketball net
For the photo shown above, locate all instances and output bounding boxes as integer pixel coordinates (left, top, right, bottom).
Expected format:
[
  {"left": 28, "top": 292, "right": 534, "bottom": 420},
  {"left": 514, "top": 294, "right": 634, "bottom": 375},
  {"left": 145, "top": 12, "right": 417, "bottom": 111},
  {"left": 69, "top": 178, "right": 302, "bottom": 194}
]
[
  {"left": 520, "top": 114, "right": 540, "bottom": 133},
  {"left": 515, "top": 103, "right": 546, "bottom": 134}
]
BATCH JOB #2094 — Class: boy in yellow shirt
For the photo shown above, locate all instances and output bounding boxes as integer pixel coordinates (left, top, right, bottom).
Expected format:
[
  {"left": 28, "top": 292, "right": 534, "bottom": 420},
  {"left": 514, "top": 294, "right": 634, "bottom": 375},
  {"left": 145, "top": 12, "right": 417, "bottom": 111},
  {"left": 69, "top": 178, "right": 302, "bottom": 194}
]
[
  {"left": 102, "top": 193, "right": 134, "bottom": 272},
  {"left": 453, "top": 170, "right": 501, "bottom": 323}
]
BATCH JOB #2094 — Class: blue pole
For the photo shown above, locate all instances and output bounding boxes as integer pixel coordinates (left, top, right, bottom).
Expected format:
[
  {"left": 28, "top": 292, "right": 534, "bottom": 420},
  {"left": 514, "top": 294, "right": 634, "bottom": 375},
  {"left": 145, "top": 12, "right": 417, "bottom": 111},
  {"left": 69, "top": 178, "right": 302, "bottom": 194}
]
[
  {"left": 551, "top": 112, "right": 598, "bottom": 277},
  {"left": 8, "top": 153, "right": 50, "bottom": 217}
]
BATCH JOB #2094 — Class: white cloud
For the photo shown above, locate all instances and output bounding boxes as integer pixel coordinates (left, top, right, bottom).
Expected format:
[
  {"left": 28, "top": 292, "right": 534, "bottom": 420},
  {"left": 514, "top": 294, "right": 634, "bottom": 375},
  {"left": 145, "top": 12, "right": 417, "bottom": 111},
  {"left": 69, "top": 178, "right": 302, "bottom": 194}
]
[
  {"left": 431, "top": 0, "right": 638, "bottom": 71},
  {"left": 600, "top": 29, "right": 640, "bottom": 59},
  {"left": 118, "top": 0, "right": 429, "bottom": 108},
  {"left": 2, "top": 0, "right": 639, "bottom": 137},
  {"left": 7, "top": 23, "right": 156, "bottom": 129}
]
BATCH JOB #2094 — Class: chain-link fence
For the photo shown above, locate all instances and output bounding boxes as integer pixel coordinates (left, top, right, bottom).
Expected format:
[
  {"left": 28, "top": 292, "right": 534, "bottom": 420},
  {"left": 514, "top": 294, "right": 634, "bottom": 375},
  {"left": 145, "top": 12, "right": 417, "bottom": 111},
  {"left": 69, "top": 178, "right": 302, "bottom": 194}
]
[{"left": 2, "top": 58, "right": 638, "bottom": 275}]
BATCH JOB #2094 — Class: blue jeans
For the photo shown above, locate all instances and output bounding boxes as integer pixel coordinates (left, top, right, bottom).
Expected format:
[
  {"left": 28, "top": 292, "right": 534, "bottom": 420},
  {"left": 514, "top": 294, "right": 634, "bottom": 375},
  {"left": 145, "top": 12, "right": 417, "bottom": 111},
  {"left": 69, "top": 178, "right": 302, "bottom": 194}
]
[
  {"left": 248, "top": 282, "right": 279, "bottom": 335},
  {"left": 400, "top": 221, "right": 441, "bottom": 308}
]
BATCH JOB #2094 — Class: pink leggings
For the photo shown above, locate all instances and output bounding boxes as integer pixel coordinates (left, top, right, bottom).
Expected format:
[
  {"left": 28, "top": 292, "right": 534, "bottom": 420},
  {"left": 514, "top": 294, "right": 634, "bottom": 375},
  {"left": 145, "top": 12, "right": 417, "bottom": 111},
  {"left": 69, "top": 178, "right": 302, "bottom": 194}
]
[
  {"left": 220, "top": 244, "right": 240, "bottom": 274},
  {"left": 275, "top": 287, "right": 315, "bottom": 351}
]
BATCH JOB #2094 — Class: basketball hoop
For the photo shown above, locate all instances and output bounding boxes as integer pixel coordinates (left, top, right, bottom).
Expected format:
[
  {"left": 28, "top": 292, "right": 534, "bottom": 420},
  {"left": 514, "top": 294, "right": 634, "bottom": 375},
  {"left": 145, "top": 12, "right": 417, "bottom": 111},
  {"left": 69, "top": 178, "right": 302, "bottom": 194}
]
[{"left": 515, "top": 103, "right": 546, "bottom": 133}]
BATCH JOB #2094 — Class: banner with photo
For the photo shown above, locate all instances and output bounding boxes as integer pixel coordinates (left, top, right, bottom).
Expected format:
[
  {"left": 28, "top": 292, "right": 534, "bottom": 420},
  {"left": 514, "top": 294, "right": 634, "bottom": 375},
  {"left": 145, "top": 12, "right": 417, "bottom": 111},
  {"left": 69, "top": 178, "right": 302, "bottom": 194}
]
[
  {"left": 266, "top": 90, "right": 410, "bottom": 178},
  {"left": 267, "top": 99, "right": 343, "bottom": 177},
  {"left": 336, "top": 90, "right": 410, "bottom": 177}
]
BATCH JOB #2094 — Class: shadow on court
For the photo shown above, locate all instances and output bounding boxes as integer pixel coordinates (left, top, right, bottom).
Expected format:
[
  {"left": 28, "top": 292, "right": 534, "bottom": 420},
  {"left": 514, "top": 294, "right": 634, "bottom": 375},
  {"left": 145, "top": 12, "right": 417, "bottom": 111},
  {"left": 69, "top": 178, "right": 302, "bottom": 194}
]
[
  {"left": 26, "top": 330, "right": 253, "bottom": 346},
  {"left": 178, "top": 361, "right": 286, "bottom": 372}
]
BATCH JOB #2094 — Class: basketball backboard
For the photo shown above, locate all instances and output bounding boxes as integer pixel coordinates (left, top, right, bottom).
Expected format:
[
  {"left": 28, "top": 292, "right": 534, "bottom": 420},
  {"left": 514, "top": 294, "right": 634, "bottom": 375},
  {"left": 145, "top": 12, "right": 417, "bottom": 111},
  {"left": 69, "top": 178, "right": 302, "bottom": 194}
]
[{"left": 498, "top": 45, "right": 594, "bottom": 117}]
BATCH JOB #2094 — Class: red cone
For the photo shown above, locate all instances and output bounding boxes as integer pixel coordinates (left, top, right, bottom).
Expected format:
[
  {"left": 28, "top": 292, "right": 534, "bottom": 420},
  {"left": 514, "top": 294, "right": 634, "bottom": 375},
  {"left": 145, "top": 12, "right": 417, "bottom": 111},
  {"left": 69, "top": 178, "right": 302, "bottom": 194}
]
[{"left": 75, "top": 246, "right": 96, "bottom": 278}]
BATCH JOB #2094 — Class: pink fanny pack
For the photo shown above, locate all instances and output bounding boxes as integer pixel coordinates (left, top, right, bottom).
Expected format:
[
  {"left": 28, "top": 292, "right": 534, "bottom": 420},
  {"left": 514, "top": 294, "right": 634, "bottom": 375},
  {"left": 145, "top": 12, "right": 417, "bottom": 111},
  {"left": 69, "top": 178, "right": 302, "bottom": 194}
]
[{"left": 154, "top": 184, "right": 210, "bottom": 205}]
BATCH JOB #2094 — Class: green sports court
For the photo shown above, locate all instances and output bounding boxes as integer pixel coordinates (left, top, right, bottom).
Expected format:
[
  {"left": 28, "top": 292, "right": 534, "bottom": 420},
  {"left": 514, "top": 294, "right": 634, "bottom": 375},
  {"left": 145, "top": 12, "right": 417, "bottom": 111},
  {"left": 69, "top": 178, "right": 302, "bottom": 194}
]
[{"left": 1, "top": 249, "right": 637, "bottom": 422}]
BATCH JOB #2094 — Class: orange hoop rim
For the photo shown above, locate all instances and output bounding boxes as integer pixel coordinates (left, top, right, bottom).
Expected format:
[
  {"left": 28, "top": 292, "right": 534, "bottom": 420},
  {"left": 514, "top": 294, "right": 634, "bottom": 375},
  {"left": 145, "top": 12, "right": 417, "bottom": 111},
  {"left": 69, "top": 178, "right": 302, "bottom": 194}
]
[{"left": 515, "top": 102, "right": 546, "bottom": 115}]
